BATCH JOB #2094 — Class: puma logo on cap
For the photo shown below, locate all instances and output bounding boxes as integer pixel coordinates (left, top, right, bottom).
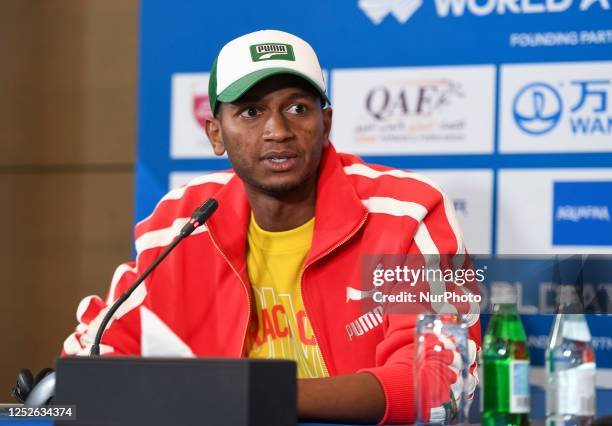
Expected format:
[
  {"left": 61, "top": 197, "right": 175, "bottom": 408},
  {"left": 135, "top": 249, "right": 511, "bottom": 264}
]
[{"left": 250, "top": 43, "right": 295, "bottom": 61}]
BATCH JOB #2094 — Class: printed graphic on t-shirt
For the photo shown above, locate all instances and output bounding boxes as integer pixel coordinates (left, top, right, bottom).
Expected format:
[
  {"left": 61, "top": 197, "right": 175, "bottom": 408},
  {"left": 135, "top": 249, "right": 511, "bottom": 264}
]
[
  {"left": 246, "top": 286, "right": 327, "bottom": 378},
  {"left": 245, "top": 215, "right": 328, "bottom": 379}
]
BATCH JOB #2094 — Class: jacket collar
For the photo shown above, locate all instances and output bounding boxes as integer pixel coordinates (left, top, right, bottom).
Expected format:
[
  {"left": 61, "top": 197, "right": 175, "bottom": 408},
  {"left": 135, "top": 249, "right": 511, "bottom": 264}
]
[{"left": 205, "top": 144, "right": 368, "bottom": 278}]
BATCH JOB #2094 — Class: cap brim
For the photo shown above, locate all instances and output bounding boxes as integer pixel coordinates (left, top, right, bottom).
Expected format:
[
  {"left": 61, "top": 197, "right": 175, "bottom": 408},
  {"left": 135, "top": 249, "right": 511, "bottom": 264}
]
[{"left": 217, "top": 67, "right": 329, "bottom": 106}]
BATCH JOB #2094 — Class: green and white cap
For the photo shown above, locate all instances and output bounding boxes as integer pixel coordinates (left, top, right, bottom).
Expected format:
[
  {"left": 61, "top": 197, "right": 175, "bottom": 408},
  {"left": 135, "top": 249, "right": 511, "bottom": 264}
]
[{"left": 208, "top": 30, "right": 329, "bottom": 114}]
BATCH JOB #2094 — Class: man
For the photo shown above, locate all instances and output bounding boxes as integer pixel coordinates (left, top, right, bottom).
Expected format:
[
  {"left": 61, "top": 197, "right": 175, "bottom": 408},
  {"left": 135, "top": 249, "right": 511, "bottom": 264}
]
[{"left": 63, "top": 30, "right": 480, "bottom": 424}]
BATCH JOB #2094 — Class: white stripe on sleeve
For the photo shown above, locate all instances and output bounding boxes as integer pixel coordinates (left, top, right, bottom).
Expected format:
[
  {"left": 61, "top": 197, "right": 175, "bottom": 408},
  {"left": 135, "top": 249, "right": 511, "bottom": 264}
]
[
  {"left": 136, "top": 172, "right": 234, "bottom": 227},
  {"left": 107, "top": 263, "right": 138, "bottom": 304},
  {"left": 135, "top": 217, "right": 208, "bottom": 254},
  {"left": 63, "top": 332, "right": 84, "bottom": 355},
  {"left": 361, "top": 197, "right": 428, "bottom": 222},
  {"left": 346, "top": 163, "right": 464, "bottom": 255}
]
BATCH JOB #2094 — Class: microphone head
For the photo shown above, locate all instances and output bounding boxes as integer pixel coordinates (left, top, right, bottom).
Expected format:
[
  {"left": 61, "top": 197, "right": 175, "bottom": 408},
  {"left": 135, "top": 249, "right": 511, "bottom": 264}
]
[
  {"left": 192, "top": 198, "right": 218, "bottom": 222},
  {"left": 180, "top": 198, "right": 219, "bottom": 237}
]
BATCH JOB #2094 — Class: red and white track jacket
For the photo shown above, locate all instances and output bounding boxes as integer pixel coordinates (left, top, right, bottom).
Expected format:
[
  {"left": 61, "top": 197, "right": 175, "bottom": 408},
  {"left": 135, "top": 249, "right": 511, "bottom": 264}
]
[{"left": 63, "top": 144, "right": 481, "bottom": 425}]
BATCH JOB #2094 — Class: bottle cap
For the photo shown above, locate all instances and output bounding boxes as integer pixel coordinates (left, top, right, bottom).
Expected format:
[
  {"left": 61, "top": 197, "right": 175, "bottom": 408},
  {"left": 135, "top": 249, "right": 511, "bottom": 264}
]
[
  {"left": 490, "top": 282, "right": 517, "bottom": 305},
  {"left": 556, "top": 285, "right": 583, "bottom": 313}
]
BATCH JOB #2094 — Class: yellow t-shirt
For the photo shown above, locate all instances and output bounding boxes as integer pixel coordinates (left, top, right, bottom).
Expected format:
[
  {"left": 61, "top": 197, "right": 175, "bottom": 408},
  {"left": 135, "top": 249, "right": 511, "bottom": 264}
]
[{"left": 245, "top": 215, "right": 329, "bottom": 379}]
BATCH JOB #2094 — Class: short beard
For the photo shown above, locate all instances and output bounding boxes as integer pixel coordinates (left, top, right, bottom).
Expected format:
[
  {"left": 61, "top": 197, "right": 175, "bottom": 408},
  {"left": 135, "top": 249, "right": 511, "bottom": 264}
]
[{"left": 240, "top": 170, "right": 317, "bottom": 200}]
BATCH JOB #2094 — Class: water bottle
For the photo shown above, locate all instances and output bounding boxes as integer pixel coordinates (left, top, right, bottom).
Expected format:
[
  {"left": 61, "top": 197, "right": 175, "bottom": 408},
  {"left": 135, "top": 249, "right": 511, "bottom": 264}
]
[
  {"left": 546, "top": 285, "right": 596, "bottom": 426},
  {"left": 415, "top": 313, "right": 469, "bottom": 425},
  {"left": 482, "top": 283, "right": 530, "bottom": 426}
]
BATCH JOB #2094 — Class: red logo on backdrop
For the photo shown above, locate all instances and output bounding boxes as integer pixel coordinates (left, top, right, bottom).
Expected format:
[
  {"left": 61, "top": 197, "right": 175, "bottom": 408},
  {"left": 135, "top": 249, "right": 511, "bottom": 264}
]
[{"left": 193, "top": 95, "right": 212, "bottom": 131}]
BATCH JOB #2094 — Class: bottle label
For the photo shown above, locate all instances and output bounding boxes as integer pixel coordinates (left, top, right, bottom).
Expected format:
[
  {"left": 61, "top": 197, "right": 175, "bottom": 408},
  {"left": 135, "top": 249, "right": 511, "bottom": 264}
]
[
  {"left": 556, "top": 362, "right": 596, "bottom": 416},
  {"left": 562, "top": 316, "right": 592, "bottom": 342},
  {"left": 510, "top": 360, "right": 530, "bottom": 413}
]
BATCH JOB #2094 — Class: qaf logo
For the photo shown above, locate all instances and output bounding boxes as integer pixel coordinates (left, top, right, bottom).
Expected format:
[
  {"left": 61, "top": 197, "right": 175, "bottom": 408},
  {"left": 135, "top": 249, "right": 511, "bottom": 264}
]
[
  {"left": 358, "top": 0, "right": 423, "bottom": 24},
  {"left": 366, "top": 80, "right": 465, "bottom": 120},
  {"left": 513, "top": 83, "right": 563, "bottom": 135}
]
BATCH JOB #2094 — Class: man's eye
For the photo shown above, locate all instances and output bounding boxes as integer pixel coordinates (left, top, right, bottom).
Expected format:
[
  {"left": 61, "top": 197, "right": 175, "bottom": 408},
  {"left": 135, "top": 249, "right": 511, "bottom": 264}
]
[
  {"left": 239, "top": 107, "right": 260, "bottom": 118},
  {"left": 287, "top": 104, "right": 307, "bottom": 114}
]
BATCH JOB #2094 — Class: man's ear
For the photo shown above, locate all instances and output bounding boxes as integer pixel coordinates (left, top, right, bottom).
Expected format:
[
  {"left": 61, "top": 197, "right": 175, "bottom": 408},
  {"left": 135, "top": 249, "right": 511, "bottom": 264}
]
[
  {"left": 322, "top": 107, "right": 333, "bottom": 148},
  {"left": 205, "top": 116, "right": 226, "bottom": 156}
]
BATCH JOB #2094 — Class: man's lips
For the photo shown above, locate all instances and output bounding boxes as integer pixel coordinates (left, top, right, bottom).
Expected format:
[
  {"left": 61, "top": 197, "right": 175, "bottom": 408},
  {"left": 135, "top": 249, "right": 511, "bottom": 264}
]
[
  {"left": 260, "top": 151, "right": 298, "bottom": 172},
  {"left": 260, "top": 151, "right": 298, "bottom": 161}
]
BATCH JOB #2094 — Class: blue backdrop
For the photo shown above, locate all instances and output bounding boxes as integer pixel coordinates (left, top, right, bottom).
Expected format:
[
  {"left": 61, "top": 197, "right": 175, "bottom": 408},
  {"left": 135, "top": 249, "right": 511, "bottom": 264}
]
[{"left": 137, "top": 0, "right": 612, "bottom": 419}]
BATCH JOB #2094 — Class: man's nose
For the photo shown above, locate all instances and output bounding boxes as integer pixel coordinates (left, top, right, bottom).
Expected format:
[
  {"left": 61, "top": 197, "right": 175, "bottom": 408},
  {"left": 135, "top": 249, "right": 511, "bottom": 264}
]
[{"left": 262, "top": 111, "right": 293, "bottom": 142}]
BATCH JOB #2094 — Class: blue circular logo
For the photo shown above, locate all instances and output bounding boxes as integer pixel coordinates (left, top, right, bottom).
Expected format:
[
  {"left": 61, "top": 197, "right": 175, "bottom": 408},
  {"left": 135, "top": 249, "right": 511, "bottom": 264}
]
[{"left": 512, "top": 82, "right": 563, "bottom": 135}]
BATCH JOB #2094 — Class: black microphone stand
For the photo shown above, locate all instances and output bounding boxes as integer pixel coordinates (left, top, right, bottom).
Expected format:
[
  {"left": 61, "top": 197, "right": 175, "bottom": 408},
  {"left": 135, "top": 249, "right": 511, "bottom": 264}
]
[{"left": 90, "top": 198, "right": 218, "bottom": 355}]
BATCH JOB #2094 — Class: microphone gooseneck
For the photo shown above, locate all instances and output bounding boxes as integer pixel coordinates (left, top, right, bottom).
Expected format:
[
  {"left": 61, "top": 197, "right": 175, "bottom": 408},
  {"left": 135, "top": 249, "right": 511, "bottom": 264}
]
[{"left": 90, "top": 198, "right": 219, "bottom": 356}]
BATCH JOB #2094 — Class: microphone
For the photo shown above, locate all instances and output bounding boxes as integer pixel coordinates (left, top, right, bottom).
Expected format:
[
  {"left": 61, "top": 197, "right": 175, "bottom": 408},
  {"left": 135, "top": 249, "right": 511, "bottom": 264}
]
[
  {"left": 90, "top": 198, "right": 218, "bottom": 356},
  {"left": 179, "top": 198, "right": 219, "bottom": 237}
]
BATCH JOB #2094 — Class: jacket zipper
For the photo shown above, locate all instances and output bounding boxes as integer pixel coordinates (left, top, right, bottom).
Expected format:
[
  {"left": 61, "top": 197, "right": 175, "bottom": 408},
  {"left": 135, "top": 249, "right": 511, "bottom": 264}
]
[
  {"left": 299, "top": 212, "right": 369, "bottom": 377},
  {"left": 206, "top": 227, "right": 252, "bottom": 357},
  {"left": 207, "top": 212, "right": 369, "bottom": 366}
]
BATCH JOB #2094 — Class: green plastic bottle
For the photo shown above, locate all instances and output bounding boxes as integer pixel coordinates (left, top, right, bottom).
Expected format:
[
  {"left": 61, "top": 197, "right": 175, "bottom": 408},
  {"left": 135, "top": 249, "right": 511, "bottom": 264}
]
[{"left": 482, "top": 283, "right": 530, "bottom": 426}]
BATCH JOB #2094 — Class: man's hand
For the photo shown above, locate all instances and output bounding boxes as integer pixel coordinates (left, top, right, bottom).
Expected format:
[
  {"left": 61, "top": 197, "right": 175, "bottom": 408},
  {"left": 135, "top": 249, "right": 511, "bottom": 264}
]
[
  {"left": 297, "top": 372, "right": 386, "bottom": 424},
  {"left": 416, "top": 334, "right": 479, "bottom": 424}
]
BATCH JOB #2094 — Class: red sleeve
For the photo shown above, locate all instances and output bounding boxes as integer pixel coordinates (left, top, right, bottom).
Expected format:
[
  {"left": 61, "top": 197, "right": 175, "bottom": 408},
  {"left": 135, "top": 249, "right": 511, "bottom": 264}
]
[
  {"left": 61, "top": 260, "right": 144, "bottom": 356},
  {"left": 61, "top": 172, "right": 231, "bottom": 357},
  {"left": 359, "top": 190, "right": 482, "bottom": 425}
]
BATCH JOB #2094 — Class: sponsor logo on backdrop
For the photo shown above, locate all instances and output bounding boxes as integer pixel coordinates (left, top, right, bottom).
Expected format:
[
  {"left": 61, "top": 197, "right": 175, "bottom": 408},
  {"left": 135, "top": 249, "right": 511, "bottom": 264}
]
[
  {"left": 513, "top": 83, "right": 563, "bottom": 135},
  {"left": 358, "top": 78, "right": 465, "bottom": 143},
  {"left": 552, "top": 181, "right": 612, "bottom": 246},
  {"left": 434, "top": 0, "right": 610, "bottom": 16},
  {"left": 358, "top": 0, "right": 423, "bottom": 24},
  {"left": 193, "top": 94, "right": 212, "bottom": 131},
  {"left": 171, "top": 73, "right": 219, "bottom": 159},
  {"left": 365, "top": 80, "right": 464, "bottom": 120},
  {"left": 513, "top": 79, "right": 611, "bottom": 137},
  {"left": 453, "top": 198, "right": 468, "bottom": 216},
  {"left": 417, "top": 170, "right": 493, "bottom": 253},
  {"left": 500, "top": 62, "right": 612, "bottom": 153},
  {"left": 497, "top": 170, "right": 612, "bottom": 253},
  {"left": 359, "top": 0, "right": 609, "bottom": 24},
  {"left": 331, "top": 66, "right": 495, "bottom": 155}
]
